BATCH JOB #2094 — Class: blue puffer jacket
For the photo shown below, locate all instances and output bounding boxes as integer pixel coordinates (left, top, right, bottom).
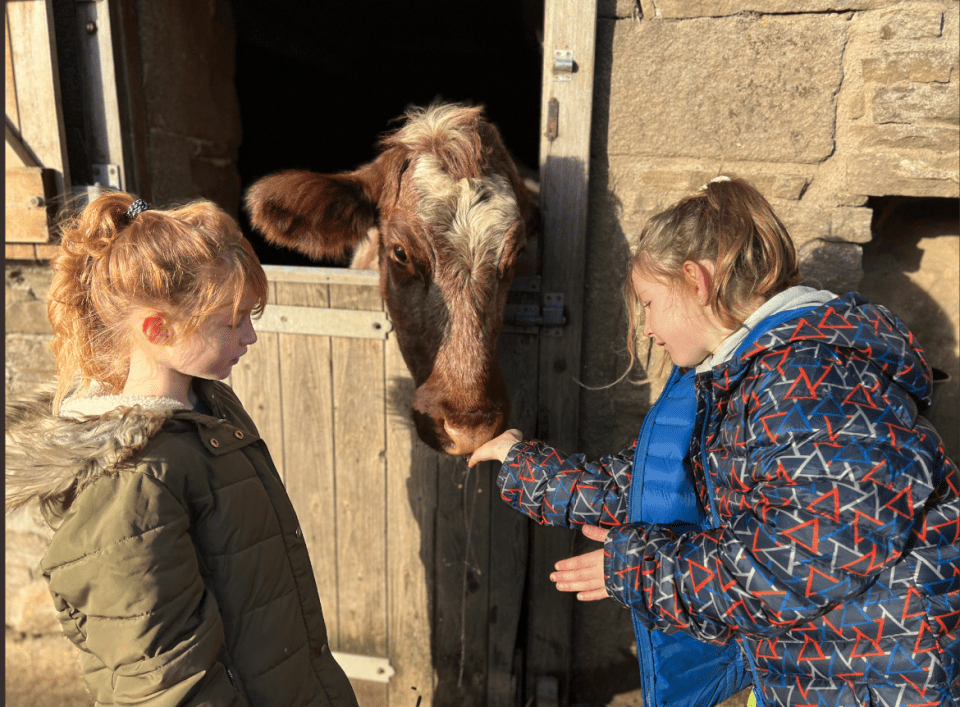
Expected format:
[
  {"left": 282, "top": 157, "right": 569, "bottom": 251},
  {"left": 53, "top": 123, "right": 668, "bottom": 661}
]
[
  {"left": 498, "top": 293, "right": 959, "bottom": 707},
  {"left": 629, "top": 365, "right": 750, "bottom": 707}
]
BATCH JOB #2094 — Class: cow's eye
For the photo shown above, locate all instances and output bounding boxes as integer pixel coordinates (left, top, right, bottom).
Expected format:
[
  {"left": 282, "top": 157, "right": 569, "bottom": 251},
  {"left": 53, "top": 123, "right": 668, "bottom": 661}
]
[{"left": 393, "top": 245, "right": 408, "bottom": 263}]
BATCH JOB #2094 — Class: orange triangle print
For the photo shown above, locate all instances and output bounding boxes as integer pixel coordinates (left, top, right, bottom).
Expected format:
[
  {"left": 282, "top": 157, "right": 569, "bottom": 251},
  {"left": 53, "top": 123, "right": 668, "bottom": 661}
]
[{"left": 782, "top": 518, "right": 820, "bottom": 553}]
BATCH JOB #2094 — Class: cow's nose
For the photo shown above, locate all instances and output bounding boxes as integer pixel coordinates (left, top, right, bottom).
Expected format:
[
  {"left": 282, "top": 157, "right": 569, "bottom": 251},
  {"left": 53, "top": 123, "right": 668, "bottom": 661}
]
[
  {"left": 442, "top": 422, "right": 478, "bottom": 456},
  {"left": 442, "top": 413, "right": 504, "bottom": 457}
]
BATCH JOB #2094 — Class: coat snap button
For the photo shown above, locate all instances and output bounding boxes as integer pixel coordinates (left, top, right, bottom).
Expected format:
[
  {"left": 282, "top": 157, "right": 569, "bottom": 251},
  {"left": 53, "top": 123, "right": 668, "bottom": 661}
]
[
  {"left": 295, "top": 527, "right": 302, "bottom": 538},
  {"left": 210, "top": 438, "right": 220, "bottom": 448},
  {"left": 234, "top": 430, "right": 244, "bottom": 439}
]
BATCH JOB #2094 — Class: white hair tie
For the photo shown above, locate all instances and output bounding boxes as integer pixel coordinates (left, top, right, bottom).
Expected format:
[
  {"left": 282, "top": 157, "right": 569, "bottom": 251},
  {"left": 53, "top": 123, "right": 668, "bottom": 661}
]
[{"left": 699, "top": 175, "right": 732, "bottom": 191}]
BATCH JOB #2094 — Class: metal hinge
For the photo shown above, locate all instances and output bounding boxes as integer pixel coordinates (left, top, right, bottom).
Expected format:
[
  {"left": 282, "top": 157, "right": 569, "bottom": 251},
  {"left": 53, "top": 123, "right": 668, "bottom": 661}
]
[{"left": 504, "top": 292, "right": 566, "bottom": 337}]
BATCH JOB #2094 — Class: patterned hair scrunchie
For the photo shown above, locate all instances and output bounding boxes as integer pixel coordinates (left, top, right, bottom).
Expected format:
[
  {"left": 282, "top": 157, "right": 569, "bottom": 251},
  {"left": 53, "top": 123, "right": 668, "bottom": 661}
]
[{"left": 126, "top": 199, "right": 150, "bottom": 219}]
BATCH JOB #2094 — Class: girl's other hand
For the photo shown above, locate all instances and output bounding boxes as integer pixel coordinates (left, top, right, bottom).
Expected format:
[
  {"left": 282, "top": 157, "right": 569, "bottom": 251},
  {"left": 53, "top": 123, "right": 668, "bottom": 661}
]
[
  {"left": 466, "top": 428, "right": 523, "bottom": 467},
  {"left": 550, "top": 524, "right": 610, "bottom": 601}
]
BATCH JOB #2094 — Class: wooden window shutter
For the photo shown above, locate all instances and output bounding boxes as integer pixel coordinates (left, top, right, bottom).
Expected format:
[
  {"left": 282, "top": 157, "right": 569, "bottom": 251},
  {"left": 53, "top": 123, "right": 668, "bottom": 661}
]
[{"left": 5, "top": 0, "right": 70, "bottom": 258}]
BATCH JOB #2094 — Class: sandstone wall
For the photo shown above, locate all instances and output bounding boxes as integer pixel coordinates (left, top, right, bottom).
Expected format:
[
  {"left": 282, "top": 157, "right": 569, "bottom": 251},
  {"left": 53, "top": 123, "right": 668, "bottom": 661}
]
[{"left": 578, "top": 0, "right": 959, "bottom": 457}]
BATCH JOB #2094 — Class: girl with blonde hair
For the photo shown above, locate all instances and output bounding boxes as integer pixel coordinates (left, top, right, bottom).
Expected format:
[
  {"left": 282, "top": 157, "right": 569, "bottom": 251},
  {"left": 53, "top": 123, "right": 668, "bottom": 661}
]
[{"left": 470, "top": 176, "right": 959, "bottom": 707}]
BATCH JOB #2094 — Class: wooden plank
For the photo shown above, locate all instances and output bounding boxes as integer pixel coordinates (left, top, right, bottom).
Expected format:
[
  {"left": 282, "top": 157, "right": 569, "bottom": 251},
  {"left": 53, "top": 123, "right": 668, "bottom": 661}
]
[
  {"left": 5, "top": 167, "right": 50, "bottom": 243},
  {"left": 265, "top": 264, "right": 381, "bottom": 288},
  {"left": 229, "top": 330, "right": 285, "bottom": 477},
  {"left": 273, "top": 281, "right": 341, "bottom": 654},
  {"left": 385, "top": 333, "right": 439, "bottom": 707},
  {"left": 6, "top": 120, "right": 38, "bottom": 168},
  {"left": 330, "top": 284, "right": 389, "bottom": 707},
  {"left": 433, "top": 452, "right": 491, "bottom": 707},
  {"left": 5, "top": 0, "right": 70, "bottom": 198},
  {"left": 485, "top": 330, "right": 538, "bottom": 707},
  {"left": 528, "top": 0, "right": 599, "bottom": 699},
  {"left": 5, "top": 11, "right": 19, "bottom": 131},
  {"left": 256, "top": 304, "right": 389, "bottom": 339}
]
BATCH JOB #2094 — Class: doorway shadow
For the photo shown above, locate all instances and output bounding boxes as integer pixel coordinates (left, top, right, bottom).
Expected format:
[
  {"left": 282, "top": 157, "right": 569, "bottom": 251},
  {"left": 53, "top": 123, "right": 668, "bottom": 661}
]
[{"left": 859, "top": 196, "right": 959, "bottom": 461}]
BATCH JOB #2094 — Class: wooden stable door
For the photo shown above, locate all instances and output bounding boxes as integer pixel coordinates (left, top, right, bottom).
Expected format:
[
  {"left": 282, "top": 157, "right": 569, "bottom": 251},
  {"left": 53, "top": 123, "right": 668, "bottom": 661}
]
[{"left": 228, "top": 266, "right": 537, "bottom": 707}]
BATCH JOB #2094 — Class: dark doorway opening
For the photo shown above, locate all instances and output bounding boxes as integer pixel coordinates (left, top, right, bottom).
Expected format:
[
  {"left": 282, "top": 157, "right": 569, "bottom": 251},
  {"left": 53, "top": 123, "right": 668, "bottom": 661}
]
[
  {"left": 228, "top": 0, "right": 544, "bottom": 265},
  {"left": 861, "top": 195, "right": 960, "bottom": 460}
]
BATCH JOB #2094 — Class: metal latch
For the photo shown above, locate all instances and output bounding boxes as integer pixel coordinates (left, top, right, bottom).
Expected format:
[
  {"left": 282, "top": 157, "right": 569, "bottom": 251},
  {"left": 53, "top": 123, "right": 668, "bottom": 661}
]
[
  {"left": 331, "top": 651, "right": 395, "bottom": 683},
  {"left": 552, "top": 50, "right": 574, "bottom": 81}
]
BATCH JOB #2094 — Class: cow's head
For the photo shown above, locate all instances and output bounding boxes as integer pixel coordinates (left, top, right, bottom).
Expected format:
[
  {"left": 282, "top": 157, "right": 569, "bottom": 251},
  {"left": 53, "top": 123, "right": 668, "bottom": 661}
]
[{"left": 245, "top": 103, "right": 530, "bottom": 456}]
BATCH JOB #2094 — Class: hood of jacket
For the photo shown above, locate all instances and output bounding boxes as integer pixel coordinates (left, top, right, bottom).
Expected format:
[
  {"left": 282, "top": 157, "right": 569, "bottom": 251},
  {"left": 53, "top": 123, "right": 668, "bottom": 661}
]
[
  {"left": 5, "top": 384, "right": 187, "bottom": 515},
  {"left": 710, "top": 290, "right": 934, "bottom": 411}
]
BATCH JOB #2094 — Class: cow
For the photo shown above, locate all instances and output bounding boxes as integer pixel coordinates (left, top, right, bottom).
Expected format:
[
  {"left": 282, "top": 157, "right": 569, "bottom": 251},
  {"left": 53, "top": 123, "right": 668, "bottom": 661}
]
[{"left": 245, "top": 102, "right": 533, "bottom": 456}]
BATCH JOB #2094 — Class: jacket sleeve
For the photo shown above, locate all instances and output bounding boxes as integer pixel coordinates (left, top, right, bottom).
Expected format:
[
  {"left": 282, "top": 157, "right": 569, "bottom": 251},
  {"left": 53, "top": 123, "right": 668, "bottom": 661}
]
[
  {"left": 496, "top": 438, "right": 636, "bottom": 528},
  {"left": 602, "top": 345, "right": 949, "bottom": 643},
  {"left": 43, "top": 470, "right": 244, "bottom": 707}
]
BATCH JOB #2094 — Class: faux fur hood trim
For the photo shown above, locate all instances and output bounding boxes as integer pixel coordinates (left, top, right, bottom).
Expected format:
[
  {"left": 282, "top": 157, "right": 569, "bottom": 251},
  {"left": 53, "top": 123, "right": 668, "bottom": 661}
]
[{"left": 5, "top": 385, "right": 187, "bottom": 514}]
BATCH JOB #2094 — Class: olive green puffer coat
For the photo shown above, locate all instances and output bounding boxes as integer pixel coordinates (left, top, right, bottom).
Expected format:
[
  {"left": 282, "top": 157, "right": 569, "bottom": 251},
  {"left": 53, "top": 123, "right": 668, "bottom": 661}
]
[{"left": 5, "top": 379, "right": 358, "bottom": 707}]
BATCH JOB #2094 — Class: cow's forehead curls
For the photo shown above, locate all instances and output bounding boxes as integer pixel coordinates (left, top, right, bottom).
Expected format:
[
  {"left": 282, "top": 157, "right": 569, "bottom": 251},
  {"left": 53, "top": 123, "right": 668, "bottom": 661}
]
[
  {"left": 384, "top": 104, "right": 485, "bottom": 180},
  {"left": 413, "top": 156, "right": 519, "bottom": 267}
]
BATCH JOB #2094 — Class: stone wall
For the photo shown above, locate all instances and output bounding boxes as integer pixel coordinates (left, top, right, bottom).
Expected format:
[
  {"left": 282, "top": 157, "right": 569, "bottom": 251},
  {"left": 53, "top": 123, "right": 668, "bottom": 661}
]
[{"left": 578, "top": 0, "right": 959, "bottom": 457}]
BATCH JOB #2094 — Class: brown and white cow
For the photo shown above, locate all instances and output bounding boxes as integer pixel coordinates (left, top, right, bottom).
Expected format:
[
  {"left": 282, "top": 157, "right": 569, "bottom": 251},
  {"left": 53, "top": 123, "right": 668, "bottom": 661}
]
[{"left": 245, "top": 103, "right": 532, "bottom": 456}]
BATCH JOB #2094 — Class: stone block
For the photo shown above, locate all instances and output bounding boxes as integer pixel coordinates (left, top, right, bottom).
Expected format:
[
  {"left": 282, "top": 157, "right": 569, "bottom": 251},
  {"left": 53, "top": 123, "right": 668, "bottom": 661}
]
[
  {"left": 747, "top": 173, "right": 812, "bottom": 201},
  {"left": 873, "top": 83, "right": 960, "bottom": 125},
  {"left": 5, "top": 335, "right": 56, "bottom": 398},
  {"left": 879, "top": 6, "right": 945, "bottom": 39},
  {"left": 831, "top": 207, "right": 874, "bottom": 244},
  {"left": 600, "top": 0, "right": 642, "bottom": 18},
  {"left": 5, "top": 504, "right": 58, "bottom": 636},
  {"left": 654, "top": 1, "right": 887, "bottom": 19},
  {"left": 798, "top": 239, "right": 864, "bottom": 293},
  {"left": 774, "top": 202, "right": 833, "bottom": 249},
  {"left": 606, "top": 14, "right": 848, "bottom": 164},
  {"left": 5, "top": 263, "right": 54, "bottom": 299},
  {"left": 861, "top": 50, "right": 957, "bottom": 84},
  {"left": 4, "top": 301, "right": 52, "bottom": 336},
  {"left": 851, "top": 123, "right": 960, "bottom": 153},
  {"left": 5, "top": 264, "right": 54, "bottom": 335},
  {"left": 845, "top": 150, "right": 960, "bottom": 198}
]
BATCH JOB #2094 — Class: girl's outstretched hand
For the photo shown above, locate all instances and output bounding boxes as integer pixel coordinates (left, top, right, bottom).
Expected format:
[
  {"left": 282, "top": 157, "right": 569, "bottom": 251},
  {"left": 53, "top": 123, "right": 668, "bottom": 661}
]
[
  {"left": 467, "top": 428, "right": 523, "bottom": 467},
  {"left": 550, "top": 524, "right": 610, "bottom": 601}
]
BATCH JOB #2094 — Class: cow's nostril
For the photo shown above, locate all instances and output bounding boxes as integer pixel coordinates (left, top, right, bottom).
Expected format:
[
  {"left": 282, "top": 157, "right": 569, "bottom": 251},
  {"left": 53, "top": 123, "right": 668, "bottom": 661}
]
[{"left": 443, "top": 421, "right": 477, "bottom": 453}]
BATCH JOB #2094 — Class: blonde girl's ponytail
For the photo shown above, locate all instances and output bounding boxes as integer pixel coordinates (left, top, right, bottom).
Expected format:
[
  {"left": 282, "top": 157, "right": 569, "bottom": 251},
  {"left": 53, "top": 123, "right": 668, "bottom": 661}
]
[
  {"left": 47, "top": 192, "right": 268, "bottom": 414},
  {"left": 702, "top": 176, "right": 801, "bottom": 328}
]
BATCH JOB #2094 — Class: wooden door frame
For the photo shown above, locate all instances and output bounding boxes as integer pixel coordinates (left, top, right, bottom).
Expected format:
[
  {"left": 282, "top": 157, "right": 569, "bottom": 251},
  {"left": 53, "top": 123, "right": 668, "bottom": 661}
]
[{"left": 525, "top": 0, "right": 599, "bottom": 703}]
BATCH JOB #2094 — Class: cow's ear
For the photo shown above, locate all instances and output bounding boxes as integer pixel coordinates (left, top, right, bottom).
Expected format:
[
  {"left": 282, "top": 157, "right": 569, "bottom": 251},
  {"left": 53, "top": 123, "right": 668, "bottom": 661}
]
[{"left": 245, "top": 169, "right": 378, "bottom": 262}]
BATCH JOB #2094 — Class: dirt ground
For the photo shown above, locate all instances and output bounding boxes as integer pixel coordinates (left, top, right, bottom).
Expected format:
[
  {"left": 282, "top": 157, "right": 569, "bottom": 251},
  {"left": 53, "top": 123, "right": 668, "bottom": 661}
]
[{"left": 5, "top": 625, "right": 752, "bottom": 707}]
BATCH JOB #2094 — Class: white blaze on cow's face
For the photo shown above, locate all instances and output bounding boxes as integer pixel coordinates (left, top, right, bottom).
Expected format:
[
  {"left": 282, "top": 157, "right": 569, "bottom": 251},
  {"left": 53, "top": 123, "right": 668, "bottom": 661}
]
[{"left": 380, "top": 154, "right": 524, "bottom": 455}]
